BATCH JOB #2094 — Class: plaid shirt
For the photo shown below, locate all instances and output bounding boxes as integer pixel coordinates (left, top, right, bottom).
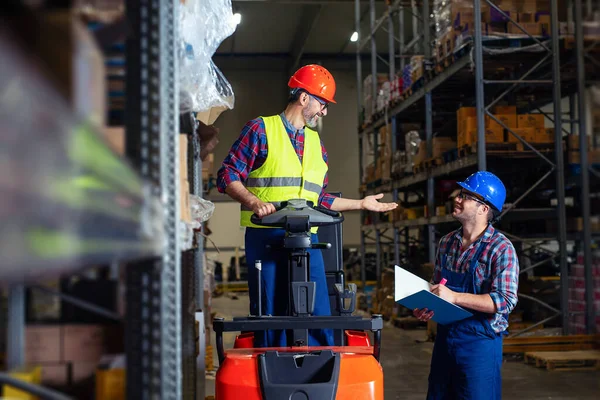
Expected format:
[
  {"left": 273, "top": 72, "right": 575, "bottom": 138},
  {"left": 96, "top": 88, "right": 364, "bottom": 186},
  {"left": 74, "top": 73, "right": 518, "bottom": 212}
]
[
  {"left": 216, "top": 113, "right": 336, "bottom": 208},
  {"left": 432, "top": 224, "right": 520, "bottom": 333}
]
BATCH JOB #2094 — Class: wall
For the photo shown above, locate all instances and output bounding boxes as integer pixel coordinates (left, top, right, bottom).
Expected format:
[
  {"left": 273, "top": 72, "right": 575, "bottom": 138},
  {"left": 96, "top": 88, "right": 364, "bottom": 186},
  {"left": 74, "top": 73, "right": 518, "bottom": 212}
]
[{"left": 206, "top": 68, "right": 364, "bottom": 254}]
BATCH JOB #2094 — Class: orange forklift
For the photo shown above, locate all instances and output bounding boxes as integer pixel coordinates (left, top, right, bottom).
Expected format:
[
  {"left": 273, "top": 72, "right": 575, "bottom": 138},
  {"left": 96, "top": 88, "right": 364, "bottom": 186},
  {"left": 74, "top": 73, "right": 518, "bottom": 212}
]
[{"left": 213, "top": 199, "right": 384, "bottom": 399}]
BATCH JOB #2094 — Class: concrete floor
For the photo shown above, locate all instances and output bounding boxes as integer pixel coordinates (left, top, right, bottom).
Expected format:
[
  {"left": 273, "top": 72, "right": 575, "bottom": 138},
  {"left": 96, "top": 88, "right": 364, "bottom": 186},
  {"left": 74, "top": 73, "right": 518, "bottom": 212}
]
[{"left": 205, "top": 293, "right": 600, "bottom": 399}]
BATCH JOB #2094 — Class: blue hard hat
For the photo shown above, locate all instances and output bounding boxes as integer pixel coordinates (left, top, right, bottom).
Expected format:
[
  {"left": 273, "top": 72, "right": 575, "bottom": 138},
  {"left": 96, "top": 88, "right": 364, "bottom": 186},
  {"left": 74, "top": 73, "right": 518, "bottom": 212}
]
[{"left": 457, "top": 171, "right": 506, "bottom": 211}]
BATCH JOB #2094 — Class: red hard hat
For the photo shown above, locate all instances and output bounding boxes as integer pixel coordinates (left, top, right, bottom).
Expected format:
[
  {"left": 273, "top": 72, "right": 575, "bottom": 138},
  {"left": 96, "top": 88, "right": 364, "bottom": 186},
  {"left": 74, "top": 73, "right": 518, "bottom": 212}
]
[{"left": 288, "top": 64, "right": 337, "bottom": 104}]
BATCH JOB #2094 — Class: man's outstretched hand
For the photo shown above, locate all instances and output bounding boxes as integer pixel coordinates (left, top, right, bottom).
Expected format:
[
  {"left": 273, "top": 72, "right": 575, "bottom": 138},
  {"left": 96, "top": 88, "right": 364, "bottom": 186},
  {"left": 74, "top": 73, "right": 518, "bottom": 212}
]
[{"left": 361, "top": 193, "right": 398, "bottom": 212}]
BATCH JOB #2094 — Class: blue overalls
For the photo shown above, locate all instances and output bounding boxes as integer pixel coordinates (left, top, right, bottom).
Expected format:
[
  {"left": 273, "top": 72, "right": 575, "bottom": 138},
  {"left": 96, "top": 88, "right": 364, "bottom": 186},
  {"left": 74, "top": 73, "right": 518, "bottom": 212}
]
[
  {"left": 245, "top": 227, "right": 335, "bottom": 348},
  {"left": 427, "top": 232, "right": 505, "bottom": 400}
]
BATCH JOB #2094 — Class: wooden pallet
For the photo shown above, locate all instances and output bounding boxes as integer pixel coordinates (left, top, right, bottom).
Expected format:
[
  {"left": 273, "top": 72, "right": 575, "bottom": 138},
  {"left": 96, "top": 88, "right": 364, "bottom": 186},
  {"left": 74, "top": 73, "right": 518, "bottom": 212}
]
[
  {"left": 423, "top": 157, "right": 443, "bottom": 169},
  {"left": 565, "top": 35, "right": 600, "bottom": 51},
  {"left": 503, "top": 334, "right": 600, "bottom": 354},
  {"left": 413, "top": 162, "right": 426, "bottom": 174},
  {"left": 442, "top": 148, "right": 458, "bottom": 163},
  {"left": 514, "top": 141, "right": 556, "bottom": 153},
  {"left": 524, "top": 350, "right": 600, "bottom": 371}
]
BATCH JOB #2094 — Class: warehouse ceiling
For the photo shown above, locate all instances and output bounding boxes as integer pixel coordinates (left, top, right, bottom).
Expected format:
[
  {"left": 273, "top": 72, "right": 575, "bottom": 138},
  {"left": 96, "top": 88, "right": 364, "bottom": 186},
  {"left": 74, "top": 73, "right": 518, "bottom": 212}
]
[{"left": 215, "top": 0, "right": 408, "bottom": 71}]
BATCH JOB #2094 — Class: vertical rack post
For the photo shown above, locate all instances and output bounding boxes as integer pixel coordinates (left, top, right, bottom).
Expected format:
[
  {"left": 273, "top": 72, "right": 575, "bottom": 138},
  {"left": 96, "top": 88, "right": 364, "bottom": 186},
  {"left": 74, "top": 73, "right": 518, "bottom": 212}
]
[
  {"left": 423, "top": 0, "right": 435, "bottom": 263},
  {"left": 125, "top": 0, "right": 182, "bottom": 397},
  {"left": 6, "top": 285, "right": 25, "bottom": 371},
  {"left": 473, "top": 0, "right": 487, "bottom": 170},
  {"left": 551, "top": 0, "right": 569, "bottom": 336},
  {"left": 574, "top": 0, "right": 595, "bottom": 334},
  {"left": 388, "top": 5, "right": 400, "bottom": 266},
  {"left": 356, "top": 0, "right": 367, "bottom": 291},
  {"left": 190, "top": 127, "right": 206, "bottom": 400}
]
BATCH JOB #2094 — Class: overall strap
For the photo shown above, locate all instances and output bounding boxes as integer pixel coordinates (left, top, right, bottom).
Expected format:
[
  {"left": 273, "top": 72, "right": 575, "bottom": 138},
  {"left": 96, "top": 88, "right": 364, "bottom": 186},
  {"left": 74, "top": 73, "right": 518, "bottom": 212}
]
[
  {"left": 468, "top": 227, "right": 496, "bottom": 295},
  {"left": 441, "top": 232, "right": 457, "bottom": 270}
]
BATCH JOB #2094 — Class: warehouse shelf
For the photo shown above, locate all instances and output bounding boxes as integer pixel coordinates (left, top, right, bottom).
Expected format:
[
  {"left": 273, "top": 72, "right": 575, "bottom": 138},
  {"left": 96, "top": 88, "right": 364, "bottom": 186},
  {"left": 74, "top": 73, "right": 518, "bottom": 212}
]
[
  {"left": 1, "top": 0, "right": 213, "bottom": 398},
  {"left": 355, "top": 0, "right": 599, "bottom": 335},
  {"left": 0, "top": 32, "right": 163, "bottom": 283}
]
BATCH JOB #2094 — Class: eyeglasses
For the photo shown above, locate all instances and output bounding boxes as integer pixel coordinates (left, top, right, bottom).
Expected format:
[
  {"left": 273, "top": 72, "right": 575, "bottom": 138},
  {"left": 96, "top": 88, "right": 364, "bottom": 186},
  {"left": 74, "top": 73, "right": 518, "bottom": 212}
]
[
  {"left": 456, "top": 190, "right": 487, "bottom": 206},
  {"left": 310, "top": 94, "right": 329, "bottom": 111}
]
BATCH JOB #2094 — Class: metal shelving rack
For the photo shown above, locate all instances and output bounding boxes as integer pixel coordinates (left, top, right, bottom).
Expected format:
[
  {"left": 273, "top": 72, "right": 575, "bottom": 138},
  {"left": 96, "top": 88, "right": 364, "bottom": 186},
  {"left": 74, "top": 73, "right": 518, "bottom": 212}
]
[
  {"left": 1, "top": 0, "right": 207, "bottom": 398},
  {"left": 355, "top": 0, "right": 599, "bottom": 335}
]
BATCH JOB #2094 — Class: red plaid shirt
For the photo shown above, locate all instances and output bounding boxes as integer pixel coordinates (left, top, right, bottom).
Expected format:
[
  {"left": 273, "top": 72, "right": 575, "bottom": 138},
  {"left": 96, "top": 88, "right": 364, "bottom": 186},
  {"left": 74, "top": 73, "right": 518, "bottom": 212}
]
[
  {"left": 433, "top": 224, "right": 520, "bottom": 333},
  {"left": 216, "top": 113, "right": 336, "bottom": 208}
]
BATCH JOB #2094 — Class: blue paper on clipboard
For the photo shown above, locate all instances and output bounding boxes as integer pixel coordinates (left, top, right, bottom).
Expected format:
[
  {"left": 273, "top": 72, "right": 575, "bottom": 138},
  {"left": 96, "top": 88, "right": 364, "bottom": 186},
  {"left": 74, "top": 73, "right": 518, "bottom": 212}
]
[{"left": 394, "top": 265, "right": 473, "bottom": 325}]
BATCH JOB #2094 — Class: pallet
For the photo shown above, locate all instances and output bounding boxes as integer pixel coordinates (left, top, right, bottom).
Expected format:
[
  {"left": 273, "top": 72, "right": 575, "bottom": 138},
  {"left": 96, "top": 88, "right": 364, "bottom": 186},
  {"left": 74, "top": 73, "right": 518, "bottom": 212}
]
[
  {"left": 423, "top": 157, "right": 443, "bottom": 169},
  {"left": 565, "top": 35, "right": 600, "bottom": 52},
  {"left": 413, "top": 162, "right": 426, "bottom": 174},
  {"left": 514, "top": 141, "right": 556, "bottom": 153},
  {"left": 411, "top": 77, "right": 425, "bottom": 91},
  {"left": 503, "top": 334, "right": 600, "bottom": 354},
  {"left": 524, "top": 350, "right": 600, "bottom": 371},
  {"left": 442, "top": 148, "right": 458, "bottom": 163}
]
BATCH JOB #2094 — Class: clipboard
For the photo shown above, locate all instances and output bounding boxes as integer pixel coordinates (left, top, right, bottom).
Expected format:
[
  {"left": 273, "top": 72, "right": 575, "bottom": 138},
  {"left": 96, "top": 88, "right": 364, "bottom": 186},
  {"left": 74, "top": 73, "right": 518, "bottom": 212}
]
[{"left": 394, "top": 265, "right": 473, "bottom": 325}]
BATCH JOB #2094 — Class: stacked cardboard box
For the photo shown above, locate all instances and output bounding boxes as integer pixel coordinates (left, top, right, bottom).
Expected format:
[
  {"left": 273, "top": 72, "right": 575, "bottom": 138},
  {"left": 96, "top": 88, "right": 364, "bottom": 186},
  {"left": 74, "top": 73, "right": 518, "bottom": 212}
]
[
  {"left": 457, "top": 105, "right": 556, "bottom": 147},
  {"left": 567, "top": 135, "right": 600, "bottom": 164},
  {"left": 568, "top": 255, "right": 600, "bottom": 334},
  {"left": 24, "top": 324, "right": 121, "bottom": 387}
]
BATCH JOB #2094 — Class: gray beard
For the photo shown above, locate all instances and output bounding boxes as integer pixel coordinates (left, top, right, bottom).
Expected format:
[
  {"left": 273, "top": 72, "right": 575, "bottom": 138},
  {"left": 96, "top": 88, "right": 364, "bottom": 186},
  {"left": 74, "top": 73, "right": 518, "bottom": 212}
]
[{"left": 303, "top": 105, "right": 319, "bottom": 128}]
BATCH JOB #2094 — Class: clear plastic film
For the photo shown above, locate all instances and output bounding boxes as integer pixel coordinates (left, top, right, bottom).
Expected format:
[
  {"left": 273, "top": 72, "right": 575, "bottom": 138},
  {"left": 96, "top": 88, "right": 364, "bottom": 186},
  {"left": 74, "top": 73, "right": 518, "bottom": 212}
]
[
  {"left": 190, "top": 194, "right": 215, "bottom": 223},
  {"left": 0, "top": 33, "right": 163, "bottom": 283},
  {"left": 179, "top": 0, "right": 237, "bottom": 113}
]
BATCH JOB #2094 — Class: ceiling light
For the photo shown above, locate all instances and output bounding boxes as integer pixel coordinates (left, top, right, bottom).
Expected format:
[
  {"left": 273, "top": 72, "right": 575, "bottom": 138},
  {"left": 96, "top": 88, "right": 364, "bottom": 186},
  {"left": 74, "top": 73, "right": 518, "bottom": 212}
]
[
  {"left": 350, "top": 31, "right": 359, "bottom": 42},
  {"left": 232, "top": 13, "right": 242, "bottom": 25}
]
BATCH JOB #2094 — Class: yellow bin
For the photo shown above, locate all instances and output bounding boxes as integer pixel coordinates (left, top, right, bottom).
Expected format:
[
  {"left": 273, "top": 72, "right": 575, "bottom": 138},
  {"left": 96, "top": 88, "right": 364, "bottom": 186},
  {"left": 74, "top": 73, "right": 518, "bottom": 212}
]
[{"left": 3, "top": 365, "right": 42, "bottom": 400}]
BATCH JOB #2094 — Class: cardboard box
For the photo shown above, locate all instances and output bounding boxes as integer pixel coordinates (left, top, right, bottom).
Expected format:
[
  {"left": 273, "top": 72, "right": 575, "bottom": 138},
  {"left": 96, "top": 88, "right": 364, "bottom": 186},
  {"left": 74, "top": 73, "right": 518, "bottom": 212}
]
[
  {"left": 507, "top": 127, "right": 535, "bottom": 143},
  {"left": 63, "top": 325, "right": 107, "bottom": 363},
  {"left": 463, "top": 115, "right": 509, "bottom": 145},
  {"left": 495, "top": 114, "right": 518, "bottom": 129},
  {"left": 432, "top": 137, "right": 457, "bottom": 158},
  {"left": 518, "top": 114, "right": 545, "bottom": 128},
  {"left": 96, "top": 367, "right": 126, "bottom": 400},
  {"left": 535, "top": 127, "right": 555, "bottom": 143},
  {"left": 17, "top": 11, "right": 107, "bottom": 130},
  {"left": 411, "top": 56, "right": 424, "bottom": 82},
  {"left": 25, "top": 326, "right": 62, "bottom": 363},
  {"left": 180, "top": 180, "right": 191, "bottom": 222},
  {"left": 197, "top": 105, "right": 228, "bottom": 126},
  {"left": 457, "top": 107, "right": 477, "bottom": 147},
  {"left": 180, "top": 134, "right": 189, "bottom": 183},
  {"left": 509, "top": 21, "right": 543, "bottom": 35},
  {"left": 40, "top": 363, "right": 70, "bottom": 386},
  {"left": 567, "top": 134, "right": 591, "bottom": 150}
]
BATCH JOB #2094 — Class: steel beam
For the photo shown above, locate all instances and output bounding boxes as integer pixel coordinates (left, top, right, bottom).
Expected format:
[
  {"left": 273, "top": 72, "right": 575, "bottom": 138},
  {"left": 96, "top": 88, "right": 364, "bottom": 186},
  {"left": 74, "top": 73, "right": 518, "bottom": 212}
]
[
  {"left": 6, "top": 285, "right": 24, "bottom": 370},
  {"left": 474, "top": 0, "right": 486, "bottom": 170},
  {"left": 551, "top": 0, "right": 569, "bottom": 336},
  {"left": 574, "top": 0, "right": 595, "bottom": 334}
]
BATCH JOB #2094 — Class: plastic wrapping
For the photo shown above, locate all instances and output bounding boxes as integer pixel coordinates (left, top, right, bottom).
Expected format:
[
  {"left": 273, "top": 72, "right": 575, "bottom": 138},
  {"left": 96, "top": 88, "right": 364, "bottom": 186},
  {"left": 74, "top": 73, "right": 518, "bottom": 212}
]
[
  {"left": 180, "top": 220, "right": 201, "bottom": 251},
  {"left": 0, "top": 33, "right": 163, "bottom": 282},
  {"left": 190, "top": 194, "right": 215, "bottom": 223},
  {"left": 179, "top": 0, "right": 237, "bottom": 113}
]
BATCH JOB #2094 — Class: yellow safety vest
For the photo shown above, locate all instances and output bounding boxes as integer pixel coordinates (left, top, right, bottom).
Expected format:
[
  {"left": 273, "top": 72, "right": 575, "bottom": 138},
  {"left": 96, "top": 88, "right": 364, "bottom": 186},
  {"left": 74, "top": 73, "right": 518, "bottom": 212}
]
[{"left": 240, "top": 115, "right": 328, "bottom": 232}]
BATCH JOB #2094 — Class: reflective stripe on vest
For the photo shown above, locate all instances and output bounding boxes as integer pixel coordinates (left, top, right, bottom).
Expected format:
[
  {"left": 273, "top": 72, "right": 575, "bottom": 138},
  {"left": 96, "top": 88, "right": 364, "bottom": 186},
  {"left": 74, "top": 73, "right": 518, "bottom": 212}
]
[{"left": 240, "top": 115, "right": 328, "bottom": 230}]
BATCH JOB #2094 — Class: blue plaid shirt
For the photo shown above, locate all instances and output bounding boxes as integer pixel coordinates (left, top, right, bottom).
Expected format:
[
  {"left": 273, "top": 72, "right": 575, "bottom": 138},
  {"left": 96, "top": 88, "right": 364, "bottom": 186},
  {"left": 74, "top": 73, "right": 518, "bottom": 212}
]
[{"left": 432, "top": 225, "right": 520, "bottom": 333}]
